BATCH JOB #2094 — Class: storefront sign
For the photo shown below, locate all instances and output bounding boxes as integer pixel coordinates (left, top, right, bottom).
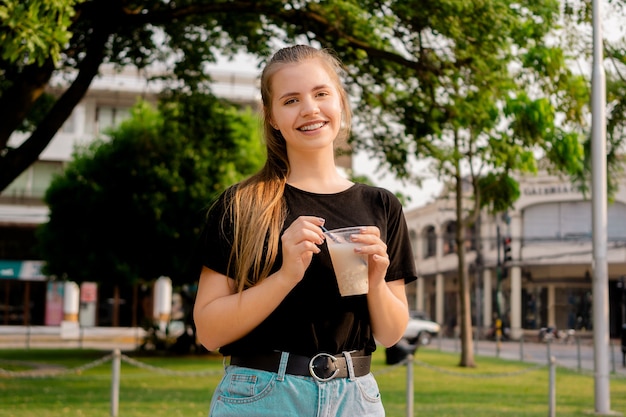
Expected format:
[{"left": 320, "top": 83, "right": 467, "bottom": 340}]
[
  {"left": 0, "top": 260, "right": 21, "bottom": 278},
  {"left": 0, "top": 260, "right": 46, "bottom": 281},
  {"left": 522, "top": 184, "right": 578, "bottom": 196}
]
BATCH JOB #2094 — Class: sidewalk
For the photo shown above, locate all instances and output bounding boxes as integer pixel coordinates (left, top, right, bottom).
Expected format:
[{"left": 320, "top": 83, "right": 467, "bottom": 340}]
[
  {"left": 0, "top": 325, "right": 146, "bottom": 351},
  {"left": 427, "top": 335, "right": 626, "bottom": 377}
]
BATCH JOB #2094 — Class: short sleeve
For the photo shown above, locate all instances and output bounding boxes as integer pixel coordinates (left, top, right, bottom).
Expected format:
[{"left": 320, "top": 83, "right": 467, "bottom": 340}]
[
  {"left": 198, "top": 189, "right": 235, "bottom": 277},
  {"left": 380, "top": 189, "right": 417, "bottom": 285}
]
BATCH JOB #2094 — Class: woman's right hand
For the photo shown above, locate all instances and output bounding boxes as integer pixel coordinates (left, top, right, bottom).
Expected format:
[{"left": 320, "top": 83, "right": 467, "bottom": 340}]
[
  {"left": 194, "top": 216, "right": 326, "bottom": 351},
  {"left": 278, "top": 216, "right": 326, "bottom": 284}
]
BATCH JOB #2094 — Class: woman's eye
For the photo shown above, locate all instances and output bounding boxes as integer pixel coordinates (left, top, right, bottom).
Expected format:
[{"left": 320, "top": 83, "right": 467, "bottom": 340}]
[{"left": 284, "top": 98, "right": 297, "bottom": 105}]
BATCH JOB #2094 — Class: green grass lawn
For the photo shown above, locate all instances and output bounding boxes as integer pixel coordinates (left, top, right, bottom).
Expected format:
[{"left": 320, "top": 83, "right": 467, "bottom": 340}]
[{"left": 1, "top": 347, "right": 625, "bottom": 417}]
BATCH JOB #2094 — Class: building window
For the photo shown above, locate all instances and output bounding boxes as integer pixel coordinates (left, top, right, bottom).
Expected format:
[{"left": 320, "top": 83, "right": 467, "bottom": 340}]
[
  {"left": 61, "top": 112, "right": 76, "bottom": 134},
  {"left": 465, "top": 223, "right": 477, "bottom": 251},
  {"left": 523, "top": 201, "right": 626, "bottom": 242},
  {"left": 95, "top": 106, "right": 131, "bottom": 134},
  {"left": 2, "top": 169, "right": 30, "bottom": 199},
  {"left": 443, "top": 221, "right": 456, "bottom": 255},
  {"left": 422, "top": 225, "right": 436, "bottom": 258},
  {"left": 2, "top": 161, "right": 63, "bottom": 199}
]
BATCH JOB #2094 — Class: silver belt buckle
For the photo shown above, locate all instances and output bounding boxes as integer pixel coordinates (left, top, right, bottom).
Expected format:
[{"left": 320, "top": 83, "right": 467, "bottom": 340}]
[{"left": 309, "top": 352, "right": 339, "bottom": 382}]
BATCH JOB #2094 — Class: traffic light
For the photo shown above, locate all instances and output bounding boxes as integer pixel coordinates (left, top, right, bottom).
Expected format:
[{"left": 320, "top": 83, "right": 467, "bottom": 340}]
[
  {"left": 502, "top": 236, "right": 512, "bottom": 264},
  {"left": 501, "top": 236, "right": 512, "bottom": 279}
]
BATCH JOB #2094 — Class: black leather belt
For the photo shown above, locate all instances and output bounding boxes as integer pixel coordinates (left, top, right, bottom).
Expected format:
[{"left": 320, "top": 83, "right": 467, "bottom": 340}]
[{"left": 230, "top": 350, "right": 371, "bottom": 382}]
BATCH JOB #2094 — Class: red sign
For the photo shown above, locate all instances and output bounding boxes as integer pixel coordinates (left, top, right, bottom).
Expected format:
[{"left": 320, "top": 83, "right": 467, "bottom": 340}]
[{"left": 80, "top": 282, "right": 98, "bottom": 303}]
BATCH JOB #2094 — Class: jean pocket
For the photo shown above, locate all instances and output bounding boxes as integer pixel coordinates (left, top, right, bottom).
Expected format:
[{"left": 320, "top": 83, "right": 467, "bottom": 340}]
[
  {"left": 219, "top": 366, "right": 277, "bottom": 404},
  {"left": 355, "top": 373, "right": 382, "bottom": 403}
]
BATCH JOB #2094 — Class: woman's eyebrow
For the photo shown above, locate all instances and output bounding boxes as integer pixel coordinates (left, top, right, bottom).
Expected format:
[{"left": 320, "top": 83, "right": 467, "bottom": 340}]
[{"left": 277, "top": 84, "right": 330, "bottom": 101}]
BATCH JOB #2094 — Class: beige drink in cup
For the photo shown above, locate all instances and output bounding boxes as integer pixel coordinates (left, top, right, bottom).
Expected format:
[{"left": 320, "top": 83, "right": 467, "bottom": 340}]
[{"left": 323, "top": 226, "right": 369, "bottom": 296}]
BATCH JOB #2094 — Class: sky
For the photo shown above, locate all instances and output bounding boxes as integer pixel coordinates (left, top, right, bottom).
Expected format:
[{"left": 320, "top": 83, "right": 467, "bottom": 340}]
[{"left": 351, "top": 154, "right": 442, "bottom": 210}]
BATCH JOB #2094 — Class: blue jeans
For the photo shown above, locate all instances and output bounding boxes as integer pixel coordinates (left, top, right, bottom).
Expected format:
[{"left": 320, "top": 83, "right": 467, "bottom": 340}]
[{"left": 208, "top": 351, "right": 385, "bottom": 417}]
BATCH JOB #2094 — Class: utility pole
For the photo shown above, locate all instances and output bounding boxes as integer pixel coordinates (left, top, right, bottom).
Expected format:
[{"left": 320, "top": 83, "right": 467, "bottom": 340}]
[
  {"left": 617, "top": 275, "right": 626, "bottom": 368},
  {"left": 496, "top": 225, "right": 502, "bottom": 319},
  {"left": 474, "top": 213, "right": 483, "bottom": 341},
  {"left": 591, "top": 0, "right": 612, "bottom": 413}
]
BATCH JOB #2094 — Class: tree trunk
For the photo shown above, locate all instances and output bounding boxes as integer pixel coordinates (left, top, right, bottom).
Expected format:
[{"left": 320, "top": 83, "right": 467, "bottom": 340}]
[
  {"left": 0, "top": 19, "right": 110, "bottom": 192},
  {"left": 112, "top": 285, "right": 120, "bottom": 327},
  {"left": 132, "top": 284, "right": 138, "bottom": 328},
  {"left": 455, "top": 133, "right": 475, "bottom": 368},
  {"left": 474, "top": 213, "right": 484, "bottom": 339}
]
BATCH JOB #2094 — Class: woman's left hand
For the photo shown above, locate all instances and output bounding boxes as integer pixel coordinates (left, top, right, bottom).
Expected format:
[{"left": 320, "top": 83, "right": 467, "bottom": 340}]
[
  {"left": 352, "top": 226, "right": 409, "bottom": 347},
  {"left": 350, "top": 226, "right": 390, "bottom": 290}
]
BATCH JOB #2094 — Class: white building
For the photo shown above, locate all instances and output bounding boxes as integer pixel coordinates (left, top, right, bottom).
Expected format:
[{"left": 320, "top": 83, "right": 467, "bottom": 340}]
[{"left": 404, "top": 171, "right": 626, "bottom": 340}]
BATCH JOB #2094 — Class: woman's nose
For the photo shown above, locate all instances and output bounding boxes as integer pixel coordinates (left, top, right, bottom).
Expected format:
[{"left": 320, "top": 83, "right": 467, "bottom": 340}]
[{"left": 300, "top": 98, "right": 320, "bottom": 116}]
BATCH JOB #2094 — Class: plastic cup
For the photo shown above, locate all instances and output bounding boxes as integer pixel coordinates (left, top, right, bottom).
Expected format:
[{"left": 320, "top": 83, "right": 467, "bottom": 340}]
[{"left": 323, "top": 226, "right": 369, "bottom": 296}]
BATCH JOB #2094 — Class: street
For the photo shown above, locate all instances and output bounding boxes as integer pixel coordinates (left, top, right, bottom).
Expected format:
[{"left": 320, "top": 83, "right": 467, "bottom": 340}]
[{"left": 428, "top": 335, "right": 626, "bottom": 376}]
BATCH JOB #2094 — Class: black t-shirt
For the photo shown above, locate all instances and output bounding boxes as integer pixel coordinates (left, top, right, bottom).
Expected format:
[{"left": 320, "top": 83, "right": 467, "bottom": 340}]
[{"left": 198, "top": 182, "right": 417, "bottom": 357}]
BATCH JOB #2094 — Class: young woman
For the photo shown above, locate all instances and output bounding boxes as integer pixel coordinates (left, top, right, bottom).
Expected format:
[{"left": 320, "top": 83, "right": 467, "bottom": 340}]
[{"left": 193, "top": 44, "right": 417, "bottom": 416}]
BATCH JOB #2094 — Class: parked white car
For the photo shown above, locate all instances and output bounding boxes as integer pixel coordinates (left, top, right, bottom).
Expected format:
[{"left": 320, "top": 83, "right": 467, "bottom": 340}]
[{"left": 402, "top": 311, "right": 441, "bottom": 346}]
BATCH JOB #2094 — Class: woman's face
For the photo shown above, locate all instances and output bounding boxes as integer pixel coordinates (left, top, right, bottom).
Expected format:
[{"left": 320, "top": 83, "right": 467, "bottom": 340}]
[{"left": 269, "top": 58, "right": 343, "bottom": 155}]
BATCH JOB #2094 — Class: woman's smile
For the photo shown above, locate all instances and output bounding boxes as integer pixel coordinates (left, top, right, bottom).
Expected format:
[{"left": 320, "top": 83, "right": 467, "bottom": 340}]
[{"left": 298, "top": 121, "right": 328, "bottom": 132}]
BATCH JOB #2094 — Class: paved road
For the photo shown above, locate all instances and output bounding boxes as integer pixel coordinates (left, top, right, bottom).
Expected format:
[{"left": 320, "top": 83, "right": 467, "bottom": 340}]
[{"left": 427, "top": 335, "right": 626, "bottom": 376}]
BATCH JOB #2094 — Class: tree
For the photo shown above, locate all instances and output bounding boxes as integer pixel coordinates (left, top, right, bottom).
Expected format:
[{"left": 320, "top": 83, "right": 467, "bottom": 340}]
[
  {"left": 318, "top": 0, "right": 590, "bottom": 367},
  {"left": 0, "top": 0, "right": 391, "bottom": 192},
  {"left": 0, "top": 0, "right": 561, "bottom": 193},
  {"left": 35, "top": 93, "right": 264, "bottom": 288}
]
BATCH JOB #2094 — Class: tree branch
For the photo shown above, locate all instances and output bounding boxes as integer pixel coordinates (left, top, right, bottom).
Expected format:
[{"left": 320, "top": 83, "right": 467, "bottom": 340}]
[
  {"left": 0, "top": 8, "right": 112, "bottom": 191},
  {"left": 0, "top": 59, "right": 54, "bottom": 148}
]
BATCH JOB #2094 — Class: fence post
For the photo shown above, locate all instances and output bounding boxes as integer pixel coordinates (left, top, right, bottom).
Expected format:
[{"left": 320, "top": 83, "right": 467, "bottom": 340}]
[
  {"left": 474, "top": 335, "right": 478, "bottom": 355},
  {"left": 406, "top": 354, "right": 414, "bottom": 417},
  {"left": 611, "top": 341, "right": 616, "bottom": 374},
  {"left": 576, "top": 336, "right": 581, "bottom": 372},
  {"left": 495, "top": 334, "right": 501, "bottom": 358},
  {"left": 548, "top": 356, "right": 556, "bottom": 417},
  {"left": 111, "top": 349, "right": 121, "bottom": 417},
  {"left": 623, "top": 323, "right": 626, "bottom": 367}
]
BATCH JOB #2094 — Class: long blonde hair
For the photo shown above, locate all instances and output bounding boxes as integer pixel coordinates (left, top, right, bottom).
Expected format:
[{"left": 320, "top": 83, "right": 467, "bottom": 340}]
[{"left": 225, "top": 44, "right": 352, "bottom": 293}]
